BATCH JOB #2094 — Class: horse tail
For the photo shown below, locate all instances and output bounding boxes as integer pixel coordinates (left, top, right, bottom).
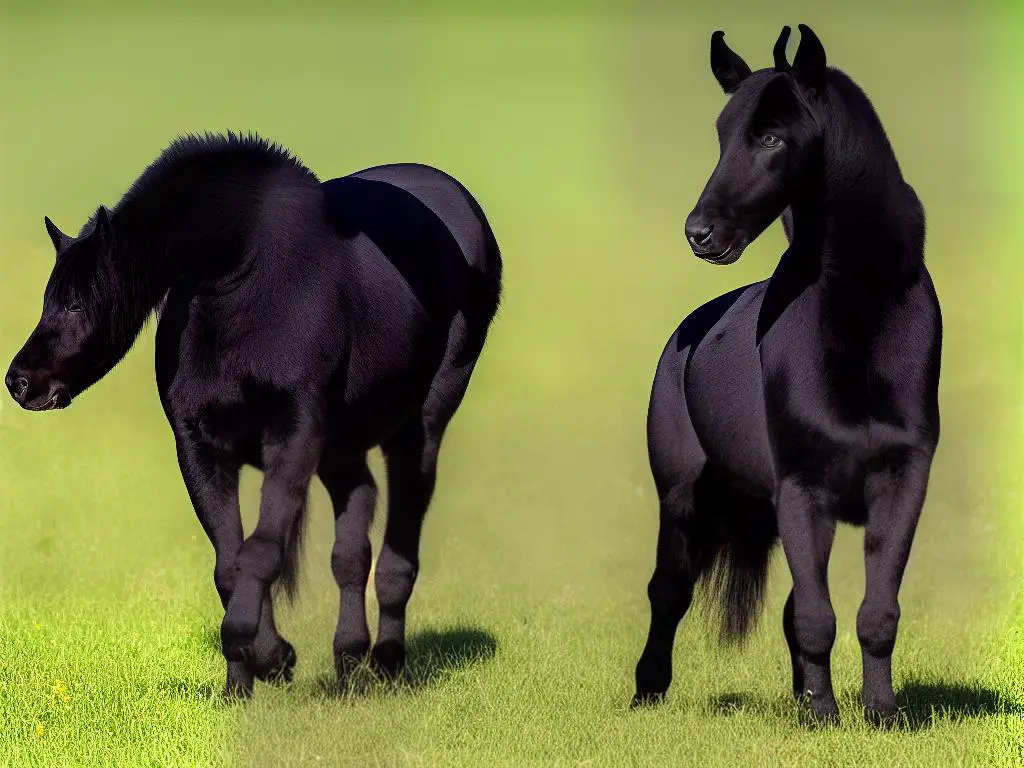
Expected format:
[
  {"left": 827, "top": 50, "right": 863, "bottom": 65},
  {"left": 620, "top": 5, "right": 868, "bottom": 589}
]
[
  {"left": 274, "top": 497, "right": 310, "bottom": 603},
  {"left": 697, "top": 485, "right": 779, "bottom": 645},
  {"left": 454, "top": 193, "right": 503, "bottom": 367}
]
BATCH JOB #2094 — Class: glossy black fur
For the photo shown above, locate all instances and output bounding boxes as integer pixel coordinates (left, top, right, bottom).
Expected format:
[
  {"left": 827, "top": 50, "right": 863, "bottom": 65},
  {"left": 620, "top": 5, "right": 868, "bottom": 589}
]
[
  {"left": 632, "top": 26, "right": 941, "bottom": 726},
  {"left": 6, "top": 133, "right": 503, "bottom": 699}
]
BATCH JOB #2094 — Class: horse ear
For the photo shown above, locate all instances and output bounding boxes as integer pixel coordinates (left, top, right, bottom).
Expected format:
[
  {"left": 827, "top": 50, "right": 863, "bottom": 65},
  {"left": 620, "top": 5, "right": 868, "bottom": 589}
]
[
  {"left": 44, "top": 216, "right": 73, "bottom": 255},
  {"left": 711, "top": 31, "right": 752, "bottom": 94},
  {"left": 792, "top": 24, "right": 827, "bottom": 95},
  {"left": 773, "top": 26, "right": 792, "bottom": 72},
  {"left": 93, "top": 206, "right": 113, "bottom": 249}
]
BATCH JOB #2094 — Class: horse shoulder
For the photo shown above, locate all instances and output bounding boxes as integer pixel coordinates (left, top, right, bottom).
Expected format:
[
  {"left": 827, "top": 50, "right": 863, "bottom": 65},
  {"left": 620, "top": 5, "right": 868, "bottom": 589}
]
[{"left": 867, "top": 270, "right": 942, "bottom": 451}]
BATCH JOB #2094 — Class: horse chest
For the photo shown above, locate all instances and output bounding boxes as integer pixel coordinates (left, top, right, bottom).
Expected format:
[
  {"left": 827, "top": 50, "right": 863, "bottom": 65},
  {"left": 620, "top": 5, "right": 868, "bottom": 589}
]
[
  {"left": 156, "top": 316, "right": 313, "bottom": 466},
  {"left": 758, "top": 309, "right": 924, "bottom": 519}
]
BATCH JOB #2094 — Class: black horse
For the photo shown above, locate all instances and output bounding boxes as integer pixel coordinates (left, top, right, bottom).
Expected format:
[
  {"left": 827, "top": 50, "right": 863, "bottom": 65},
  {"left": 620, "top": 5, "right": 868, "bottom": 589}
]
[
  {"left": 6, "top": 133, "right": 503, "bottom": 699},
  {"left": 632, "top": 26, "right": 941, "bottom": 726}
]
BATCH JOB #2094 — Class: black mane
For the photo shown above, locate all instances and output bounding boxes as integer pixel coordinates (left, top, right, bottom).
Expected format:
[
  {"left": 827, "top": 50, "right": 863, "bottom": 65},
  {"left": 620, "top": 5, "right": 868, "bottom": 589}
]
[
  {"left": 820, "top": 68, "right": 905, "bottom": 183},
  {"left": 111, "top": 131, "right": 319, "bottom": 221}
]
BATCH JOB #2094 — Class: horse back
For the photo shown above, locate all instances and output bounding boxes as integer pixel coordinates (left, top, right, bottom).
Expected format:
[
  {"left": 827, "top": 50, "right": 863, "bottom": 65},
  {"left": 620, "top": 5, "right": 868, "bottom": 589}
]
[
  {"left": 349, "top": 163, "right": 491, "bottom": 270},
  {"left": 327, "top": 163, "right": 501, "bottom": 367}
]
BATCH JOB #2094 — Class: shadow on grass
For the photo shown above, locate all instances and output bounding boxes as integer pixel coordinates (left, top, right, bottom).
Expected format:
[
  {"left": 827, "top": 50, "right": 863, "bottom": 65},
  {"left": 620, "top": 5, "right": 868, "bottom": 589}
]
[
  {"left": 896, "top": 679, "right": 1018, "bottom": 728},
  {"left": 705, "top": 680, "right": 1019, "bottom": 730},
  {"left": 311, "top": 625, "right": 498, "bottom": 700}
]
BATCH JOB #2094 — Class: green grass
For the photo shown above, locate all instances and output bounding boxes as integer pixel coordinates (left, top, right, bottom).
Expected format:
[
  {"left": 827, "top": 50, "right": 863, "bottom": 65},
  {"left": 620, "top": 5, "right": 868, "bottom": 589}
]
[{"left": 0, "top": 4, "right": 1021, "bottom": 766}]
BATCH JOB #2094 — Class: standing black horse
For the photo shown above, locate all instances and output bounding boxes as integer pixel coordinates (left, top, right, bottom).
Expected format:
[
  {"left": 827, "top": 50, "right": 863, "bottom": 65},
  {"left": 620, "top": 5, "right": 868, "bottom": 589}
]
[
  {"left": 632, "top": 25, "right": 941, "bottom": 726},
  {"left": 6, "top": 133, "right": 503, "bottom": 699}
]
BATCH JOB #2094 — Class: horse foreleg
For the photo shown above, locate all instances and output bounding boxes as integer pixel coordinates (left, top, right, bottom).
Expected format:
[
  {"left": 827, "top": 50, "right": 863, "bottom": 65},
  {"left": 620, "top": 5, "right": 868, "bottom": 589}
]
[
  {"left": 220, "top": 426, "right": 321, "bottom": 698},
  {"left": 777, "top": 478, "right": 839, "bottom": 725},
  {"left": 858, "top": 452, "right": 932, "bottom": 726}
]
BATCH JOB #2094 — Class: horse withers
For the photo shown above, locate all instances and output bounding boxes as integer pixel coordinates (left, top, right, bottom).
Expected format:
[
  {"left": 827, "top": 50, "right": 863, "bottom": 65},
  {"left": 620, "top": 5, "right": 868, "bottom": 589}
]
[
  {"left": 6, "top": 134, "right": 503, "bottom": 699},
  {"left": 632, "top": 25, "right": 941, "bottom": 726}
]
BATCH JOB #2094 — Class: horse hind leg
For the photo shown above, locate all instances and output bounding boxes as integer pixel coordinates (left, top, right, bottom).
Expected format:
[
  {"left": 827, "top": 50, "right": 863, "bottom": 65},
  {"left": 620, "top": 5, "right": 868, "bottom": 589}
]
[
  {"left": 220, "top": 427, "right": 321, "bottom": 695},
  {"left": 175, "top": 439, "right": 295, "bottom": 697},
  {"left": 633, "top": 472, "right": 720, "bottom": 706},
  {"left": 318, "top": 452, "right": 378, "bottom": 683},
  {"left": 372, "top": 358, "right": 475, "bottom": 678},
  {"left": 783, "top": 588, "right": 805, "bottom": 701}
]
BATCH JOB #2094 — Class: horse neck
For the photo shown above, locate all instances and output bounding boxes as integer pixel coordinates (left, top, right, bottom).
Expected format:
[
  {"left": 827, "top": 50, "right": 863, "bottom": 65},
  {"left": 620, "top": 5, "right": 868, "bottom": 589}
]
[
  {"left": 787, "top": 151, "right": 924, "bottom": 296},
  {"left": 112, "top": 181, "right": 267, "bottom": 298}
]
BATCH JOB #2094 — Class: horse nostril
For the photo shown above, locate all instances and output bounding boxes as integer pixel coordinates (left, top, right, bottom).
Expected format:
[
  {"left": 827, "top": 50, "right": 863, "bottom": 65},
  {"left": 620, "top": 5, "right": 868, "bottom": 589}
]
[
  {"left": 686, "top": 223, "right": 715, "bottom": 248},
  {"left": 5, "top": 374, "right": 29, "bottom": 401}
]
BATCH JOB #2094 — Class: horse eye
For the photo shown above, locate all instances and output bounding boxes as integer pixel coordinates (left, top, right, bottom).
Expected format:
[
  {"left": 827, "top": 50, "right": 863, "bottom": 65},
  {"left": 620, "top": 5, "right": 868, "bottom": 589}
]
[
  {"left": 65, "top": 302, "right": 83, "bottom": 313},
  {"left": 760, "top": 134, "right": 782, "bottom": 148}
]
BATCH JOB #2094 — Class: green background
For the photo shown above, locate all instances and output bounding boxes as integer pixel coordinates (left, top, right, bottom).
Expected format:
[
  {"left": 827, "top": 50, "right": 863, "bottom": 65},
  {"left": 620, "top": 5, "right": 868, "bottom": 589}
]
[{"left": 0, "top": 2, "right": 1020, "bottom": 766}]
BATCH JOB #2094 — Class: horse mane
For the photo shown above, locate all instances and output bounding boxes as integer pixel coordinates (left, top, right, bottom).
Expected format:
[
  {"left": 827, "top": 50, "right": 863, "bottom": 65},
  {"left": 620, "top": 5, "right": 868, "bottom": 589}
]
[
  {"left": 87, "top": 131, "right": 318, "bottom": 227},
  {"left": 819, "top": 69, "right": 905, "bottom": 183},
  {"left": 801, "top": 68, "right": 924, "bottom": 273}
]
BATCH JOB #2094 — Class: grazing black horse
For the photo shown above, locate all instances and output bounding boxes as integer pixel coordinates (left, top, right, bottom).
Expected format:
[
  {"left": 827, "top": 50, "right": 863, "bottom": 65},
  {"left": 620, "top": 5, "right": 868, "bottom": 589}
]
[
  {"left": 6, "top": 133, "right": 503, "bottom": 699},
  {"left": 632, "top": 25, "right": 941, "bottom": 726}
]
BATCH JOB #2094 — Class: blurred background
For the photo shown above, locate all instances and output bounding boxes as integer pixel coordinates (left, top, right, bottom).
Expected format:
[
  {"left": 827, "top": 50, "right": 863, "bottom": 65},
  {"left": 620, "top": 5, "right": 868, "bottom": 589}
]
[{"left": 0, "top": 1, "right": 1020, "bottom": 766}]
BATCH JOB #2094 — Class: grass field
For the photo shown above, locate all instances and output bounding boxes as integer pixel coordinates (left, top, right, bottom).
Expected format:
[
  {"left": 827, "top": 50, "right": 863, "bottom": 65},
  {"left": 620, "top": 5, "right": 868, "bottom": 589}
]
[{"left": 0, "top": 3, "right": 1021, "bottom": 766}]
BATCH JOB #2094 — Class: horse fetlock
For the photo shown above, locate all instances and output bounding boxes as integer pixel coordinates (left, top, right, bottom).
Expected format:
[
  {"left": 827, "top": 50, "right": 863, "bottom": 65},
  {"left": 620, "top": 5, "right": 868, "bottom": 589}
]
[{"left": 797, "top": 688, "right": 841, "bottom": 727}]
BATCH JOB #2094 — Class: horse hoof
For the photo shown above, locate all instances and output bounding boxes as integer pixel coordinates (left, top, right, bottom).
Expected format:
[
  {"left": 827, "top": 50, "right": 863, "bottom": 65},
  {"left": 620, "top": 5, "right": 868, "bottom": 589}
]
[
  {"left": 334, "top": 642, "right": 370, "bottom": 683},
  {"left": 370, "top": 640, "right": 406, "bottom": 680},
  {"left": 797, "top": 696, "right": 840, "bottom": 728},
  {"left": 254, "top": 640, "right": 297, "bottom": 685},
  {"left": 630, "top": 690, "right": 666, "bottom": 709},
  {"left": 223, "top": 662, "right": 254, "bottom": 702},
  {"left": 864, "top": 704, "right": 901, "bottom": 729}
]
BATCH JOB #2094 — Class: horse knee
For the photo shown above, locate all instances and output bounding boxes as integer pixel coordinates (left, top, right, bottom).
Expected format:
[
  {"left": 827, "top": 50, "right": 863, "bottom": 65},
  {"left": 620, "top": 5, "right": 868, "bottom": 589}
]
[
  {"left": 214, "top": 560, "right": 237, "bottom": 604},
  {"left": 793, "top": 600, "right": 837, "bottom": 657},
  {"left": 375, "top": 556, "right": 418, "bottom": 611},
  {"left": 857, "top": 601, "right": 900, "bottom": 657},
  {"left": 331, "top": 538, "right": 371, "bottom": 588},
  {"left": 236, "top": 536, "right": 283, "bottom": 584},
  {"left": 646, "top": 571, "right": 693, "bottom": 617}
]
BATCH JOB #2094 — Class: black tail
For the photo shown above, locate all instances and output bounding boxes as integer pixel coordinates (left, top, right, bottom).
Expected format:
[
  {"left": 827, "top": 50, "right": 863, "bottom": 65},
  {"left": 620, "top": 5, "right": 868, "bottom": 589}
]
[
  {"left": 274, "top": 498, "right": 309, "bottom": 603},
  {"left": 454, "top": 192, "right": 503, "bottom": 367},
  {"left": 696, "top": 488, "right": 778, "bottom": 645}
]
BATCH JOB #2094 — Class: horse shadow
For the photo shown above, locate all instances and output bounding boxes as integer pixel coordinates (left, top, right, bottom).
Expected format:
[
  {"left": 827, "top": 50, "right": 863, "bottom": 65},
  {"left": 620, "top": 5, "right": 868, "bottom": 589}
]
[
  {"left": 312, "top": 625, "right": 498, "bottom": 700},
  {"left": 895, "top": 679, "right": 1015, "bottom": 729},
  {"left": 707, "top": 678, "right": 1017, "bottom": 730}
]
